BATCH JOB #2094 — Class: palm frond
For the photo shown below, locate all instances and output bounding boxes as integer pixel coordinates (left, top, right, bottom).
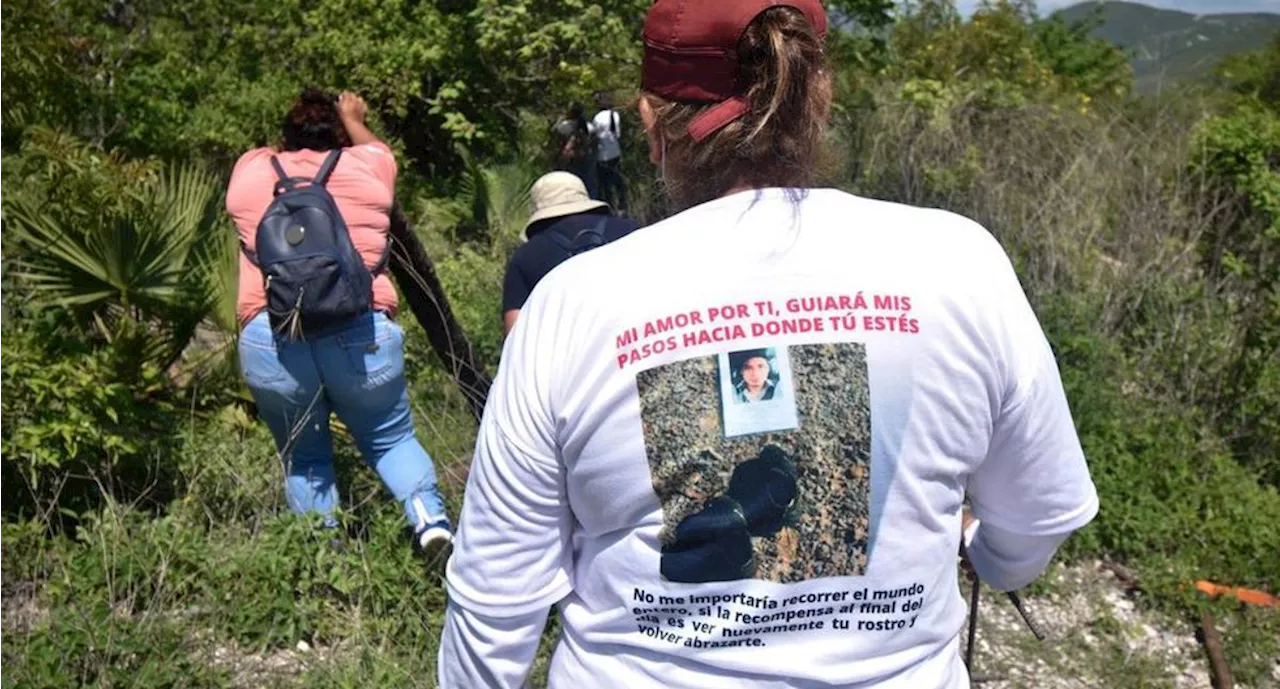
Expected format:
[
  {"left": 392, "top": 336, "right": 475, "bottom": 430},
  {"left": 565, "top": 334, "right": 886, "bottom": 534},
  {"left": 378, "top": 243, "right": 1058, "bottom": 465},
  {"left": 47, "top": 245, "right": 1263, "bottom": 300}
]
[
  {"left": 483, "top": 161, "right": 537, "bottom": 246},
  {"left": 6, "top": 160, "right": 228, "bottom": 367},
  {"left": 455, "top": 144, "right": 492, "bottom": 233},
  {"left": 8, "top": 198, "right": 124, "bottom": 306},
  {"left": 451, "top": 143, "right": 537, "bottom": 251}
]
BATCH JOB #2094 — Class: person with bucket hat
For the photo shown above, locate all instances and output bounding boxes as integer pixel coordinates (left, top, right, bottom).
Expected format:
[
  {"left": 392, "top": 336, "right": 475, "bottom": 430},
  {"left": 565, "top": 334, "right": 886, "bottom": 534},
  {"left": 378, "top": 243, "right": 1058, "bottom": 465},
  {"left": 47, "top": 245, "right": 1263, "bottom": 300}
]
[
  {"left": 501, "top": 171, "right": 640, "bottom": 335},
  {"left": 440, "top": 0, "right": 1097, "bottom": 686}
]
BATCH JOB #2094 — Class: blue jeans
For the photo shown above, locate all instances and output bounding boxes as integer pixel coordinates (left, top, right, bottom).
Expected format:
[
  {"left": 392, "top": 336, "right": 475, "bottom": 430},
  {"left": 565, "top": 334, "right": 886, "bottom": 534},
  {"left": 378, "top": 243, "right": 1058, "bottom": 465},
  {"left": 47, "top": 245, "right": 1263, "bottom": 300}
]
[{"left": 238, "top": 310, "right": 447, "bottom": 531}]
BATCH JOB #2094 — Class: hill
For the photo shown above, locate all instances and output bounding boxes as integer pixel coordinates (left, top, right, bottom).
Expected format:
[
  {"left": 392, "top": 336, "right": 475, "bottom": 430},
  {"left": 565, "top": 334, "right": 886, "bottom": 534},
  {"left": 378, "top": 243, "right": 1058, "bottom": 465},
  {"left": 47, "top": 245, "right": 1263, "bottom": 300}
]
[{"left": 1055, "top": 1, "right": 1280, "bottom": 91}]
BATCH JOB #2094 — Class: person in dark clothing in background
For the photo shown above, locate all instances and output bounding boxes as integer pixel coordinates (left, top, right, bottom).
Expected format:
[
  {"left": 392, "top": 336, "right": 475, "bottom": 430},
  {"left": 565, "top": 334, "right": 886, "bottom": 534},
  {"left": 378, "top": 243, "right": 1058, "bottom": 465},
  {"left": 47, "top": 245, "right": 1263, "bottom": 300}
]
[
  {"left": 501, "top": 171, "right": 640, "bottom": 335},
  {"left": 551, "top": 103, "right": 599, "bottom": 199}
]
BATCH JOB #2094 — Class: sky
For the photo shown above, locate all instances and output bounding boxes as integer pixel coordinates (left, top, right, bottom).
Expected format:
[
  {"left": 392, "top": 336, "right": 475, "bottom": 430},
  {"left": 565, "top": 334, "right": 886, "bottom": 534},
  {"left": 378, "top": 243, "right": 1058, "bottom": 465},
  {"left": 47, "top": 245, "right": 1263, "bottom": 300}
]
[{"left": 952, "top": 0, "right": 1280, "bottom": 15}]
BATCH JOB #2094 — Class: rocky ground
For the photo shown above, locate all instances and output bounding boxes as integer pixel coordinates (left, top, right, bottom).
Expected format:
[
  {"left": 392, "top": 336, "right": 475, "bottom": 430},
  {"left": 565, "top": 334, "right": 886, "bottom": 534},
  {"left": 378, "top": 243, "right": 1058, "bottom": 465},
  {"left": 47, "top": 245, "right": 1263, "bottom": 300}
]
[
  {"left": 182, "top": 560, "right": 1280, "bottom": 688},
  {"left": 963, "top": 560, "right": 1279, "bottom": 689}
]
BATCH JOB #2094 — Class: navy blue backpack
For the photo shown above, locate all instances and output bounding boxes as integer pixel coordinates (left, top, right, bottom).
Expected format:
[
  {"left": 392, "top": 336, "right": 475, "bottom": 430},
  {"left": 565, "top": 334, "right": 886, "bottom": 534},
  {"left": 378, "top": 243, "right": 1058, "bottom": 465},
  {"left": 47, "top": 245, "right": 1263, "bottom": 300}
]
[
  {"left": 545, "top": 215, "right": 611, "bottom": 257},
  {"left": 243, "top": 150, "right": 387, "bottom": 338}
]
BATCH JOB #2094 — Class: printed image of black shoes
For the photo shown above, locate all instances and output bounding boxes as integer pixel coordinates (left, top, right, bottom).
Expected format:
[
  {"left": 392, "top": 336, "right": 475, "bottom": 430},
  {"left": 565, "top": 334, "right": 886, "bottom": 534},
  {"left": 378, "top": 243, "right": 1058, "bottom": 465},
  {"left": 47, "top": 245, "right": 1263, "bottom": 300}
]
[
  {"left": 726, "top": 444, "right": 798, "bottom": 537},
  {"left": 661, "top": 496, "right": 756, "bottom": 583}
]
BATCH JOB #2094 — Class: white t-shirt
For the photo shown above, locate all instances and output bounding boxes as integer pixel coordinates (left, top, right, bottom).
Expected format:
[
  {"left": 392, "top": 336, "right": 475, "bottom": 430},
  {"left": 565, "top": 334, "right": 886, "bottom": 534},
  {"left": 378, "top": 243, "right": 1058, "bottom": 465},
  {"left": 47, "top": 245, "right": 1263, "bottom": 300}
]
[
  {"left": 592, "top": 109, "right": 621, "bottom": 161},
  {"left": 440, "top": 188, "right": 1099, "bottom": 688}
]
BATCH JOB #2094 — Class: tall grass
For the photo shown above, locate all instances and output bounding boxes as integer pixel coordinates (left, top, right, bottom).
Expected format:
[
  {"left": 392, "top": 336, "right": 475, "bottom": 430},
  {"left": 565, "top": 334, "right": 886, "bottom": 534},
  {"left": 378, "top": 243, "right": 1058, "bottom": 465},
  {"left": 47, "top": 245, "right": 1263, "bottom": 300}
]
[{"left": 846, "top": 89, "right": 1275, "bottom": 475}]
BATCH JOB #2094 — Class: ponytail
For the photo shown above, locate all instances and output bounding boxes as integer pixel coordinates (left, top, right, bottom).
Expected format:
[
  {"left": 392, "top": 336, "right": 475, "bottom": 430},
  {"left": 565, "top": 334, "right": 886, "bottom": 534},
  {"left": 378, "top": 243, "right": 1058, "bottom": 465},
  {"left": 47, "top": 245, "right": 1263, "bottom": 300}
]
[{"left": 643, "top": 7, "right": 829, "bottom": 210}]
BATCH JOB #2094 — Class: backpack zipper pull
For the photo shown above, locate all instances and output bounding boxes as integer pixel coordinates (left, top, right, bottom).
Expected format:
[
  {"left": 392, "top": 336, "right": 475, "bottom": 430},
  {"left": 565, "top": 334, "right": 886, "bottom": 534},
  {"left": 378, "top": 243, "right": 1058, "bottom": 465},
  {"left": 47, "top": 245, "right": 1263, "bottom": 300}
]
[{"left": 287, "top": 287, "right": 305, "bottom": 340}]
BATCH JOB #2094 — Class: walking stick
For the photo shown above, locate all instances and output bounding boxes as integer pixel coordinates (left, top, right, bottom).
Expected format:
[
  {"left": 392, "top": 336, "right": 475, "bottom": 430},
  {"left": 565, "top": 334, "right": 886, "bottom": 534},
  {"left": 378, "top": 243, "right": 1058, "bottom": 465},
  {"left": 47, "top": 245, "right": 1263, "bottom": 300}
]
[
  {"left": 960, "top": 518, "right": 1049, "bottom": 683},
  {"left": 965, "top": 568, "right": 980, "bottom": 670},
  {"left": 1007, "top": 590, "right": 1046, "bottom": 641},
  {"left": 959, "top": 537, "right": 981, "bottom": 670}
]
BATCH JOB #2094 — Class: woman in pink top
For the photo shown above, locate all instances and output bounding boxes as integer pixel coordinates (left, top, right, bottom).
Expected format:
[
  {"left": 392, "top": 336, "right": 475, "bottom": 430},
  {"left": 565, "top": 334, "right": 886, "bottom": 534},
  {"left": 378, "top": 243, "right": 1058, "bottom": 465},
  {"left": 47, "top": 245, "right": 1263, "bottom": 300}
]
[{"left": 227, "top": 89, "right": 451, "bottom": 560}]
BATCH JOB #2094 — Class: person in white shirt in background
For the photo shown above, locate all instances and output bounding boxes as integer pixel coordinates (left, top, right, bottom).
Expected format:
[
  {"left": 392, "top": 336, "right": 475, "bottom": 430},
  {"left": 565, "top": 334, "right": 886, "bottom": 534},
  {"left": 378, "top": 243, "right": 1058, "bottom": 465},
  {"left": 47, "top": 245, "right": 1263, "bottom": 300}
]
[
  {"left": 438, "top": 0, "right": 1099, "bottom": 687},
  {"left": 591, "top": 90, "right": 628, "bottom": 212}
]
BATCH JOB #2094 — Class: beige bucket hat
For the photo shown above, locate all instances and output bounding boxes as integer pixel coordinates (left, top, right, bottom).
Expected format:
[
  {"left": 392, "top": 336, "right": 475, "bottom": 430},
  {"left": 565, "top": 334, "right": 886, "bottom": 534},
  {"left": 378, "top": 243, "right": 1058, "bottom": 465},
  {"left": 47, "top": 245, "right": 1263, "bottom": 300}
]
[{"left": 524, "top": 171, "right": 610, "bottom": 234}]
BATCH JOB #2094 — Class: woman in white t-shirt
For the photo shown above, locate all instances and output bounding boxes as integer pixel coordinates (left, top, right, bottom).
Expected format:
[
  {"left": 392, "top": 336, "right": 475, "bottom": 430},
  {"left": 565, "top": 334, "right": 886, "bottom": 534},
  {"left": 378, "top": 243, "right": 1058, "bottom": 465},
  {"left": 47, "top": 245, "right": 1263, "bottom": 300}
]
[{"left": 438, "top": 1, "right": 1098, "bottom": 687}]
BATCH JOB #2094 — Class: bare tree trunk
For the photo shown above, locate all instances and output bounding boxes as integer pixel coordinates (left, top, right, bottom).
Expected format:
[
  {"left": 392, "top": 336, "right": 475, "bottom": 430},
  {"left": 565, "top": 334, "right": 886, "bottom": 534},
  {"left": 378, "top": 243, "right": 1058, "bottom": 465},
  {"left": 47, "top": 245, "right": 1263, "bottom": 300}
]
[{"left": 387, "top": 203, "right": 491, "bottom": 423}]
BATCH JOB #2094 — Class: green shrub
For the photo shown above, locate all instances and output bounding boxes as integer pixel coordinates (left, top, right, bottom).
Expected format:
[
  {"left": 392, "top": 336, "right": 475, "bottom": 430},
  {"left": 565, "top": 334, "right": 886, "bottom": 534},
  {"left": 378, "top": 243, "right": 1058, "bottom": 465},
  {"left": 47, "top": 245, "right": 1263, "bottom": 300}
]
[
  {"left": 3, "top": 130, "right": 232, "bottom": 374},
  {"left": 0, "top": 328, "right": 181, "bottom": 519},
  {"left": 1040, "top": 293, "right": 1280, "bottom": 683},
  {"left": 1043, "top": 294, "right": 1280, "bottom": 596},
  {"left": 2, "top": 478, "right": 452, "bottom": 683},
  {"left": 1216, "top": 33, "right": 1280, "bottom": 111},
  {"left": 1189, "top": 105, "right": 1280, "bottom": 481},
  {"left": 434, "top": 245, "right": 507, "bottom": 371},
  {"left": 886, "top": 0, "right": 1130, "bottom": 106}
]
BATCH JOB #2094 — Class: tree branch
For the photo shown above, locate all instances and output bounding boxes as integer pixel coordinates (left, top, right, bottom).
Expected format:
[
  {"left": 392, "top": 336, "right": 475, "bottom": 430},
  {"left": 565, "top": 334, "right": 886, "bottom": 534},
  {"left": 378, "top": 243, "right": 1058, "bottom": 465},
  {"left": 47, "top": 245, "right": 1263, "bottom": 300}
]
[{"left": 386, "top": 203, "right": 491, "bottom": 423}]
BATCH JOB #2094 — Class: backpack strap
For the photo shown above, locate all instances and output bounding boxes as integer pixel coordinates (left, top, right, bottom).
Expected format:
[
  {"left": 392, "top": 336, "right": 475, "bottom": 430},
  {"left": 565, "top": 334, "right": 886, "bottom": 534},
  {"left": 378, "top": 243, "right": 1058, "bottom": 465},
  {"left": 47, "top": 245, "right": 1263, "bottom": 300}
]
[
  {"left": 270, "top": 156, "right": 297, "bottom": 196},
  {"left": 570, "top": 215, "right": 611, "bottom": 253},
  {"left": 270, "top": 156, "right": 290, "bottom": 183},
  {"left": 255, "top": 156, "right": 296, "bottom": 258},
  {"left": 312, "top": 149, "right": 342, "bottom": 187},
  {"left": 546, "top": 215, "right": 611, "bottom": 258},
  {"left": 269, "top": 150, "right": 342, "bottom": 196},
  {"left": 241, "top": 241, "right": 260, "bottom": 266},
  {"left": 546, "top": 228, "right": 575, "bottom": 255}
]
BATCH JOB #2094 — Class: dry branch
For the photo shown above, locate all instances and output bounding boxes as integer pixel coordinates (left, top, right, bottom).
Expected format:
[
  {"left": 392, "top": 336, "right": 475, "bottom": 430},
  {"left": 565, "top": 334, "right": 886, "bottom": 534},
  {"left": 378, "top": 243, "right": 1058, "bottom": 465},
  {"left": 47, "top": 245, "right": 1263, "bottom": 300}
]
[
  {"left": 1200, "top": 611, "right": 1234, "bottom": 689},
  {"left": 387, "top": 202, "right": 492, "bottom": 423}
]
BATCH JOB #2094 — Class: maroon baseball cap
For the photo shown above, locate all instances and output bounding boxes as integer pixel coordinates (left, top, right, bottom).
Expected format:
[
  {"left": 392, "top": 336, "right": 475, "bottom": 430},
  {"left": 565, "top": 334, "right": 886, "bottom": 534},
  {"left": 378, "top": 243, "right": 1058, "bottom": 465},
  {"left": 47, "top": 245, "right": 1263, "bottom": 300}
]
[{"left": 642, "top": 0, "right": 828, "bottom": 142}]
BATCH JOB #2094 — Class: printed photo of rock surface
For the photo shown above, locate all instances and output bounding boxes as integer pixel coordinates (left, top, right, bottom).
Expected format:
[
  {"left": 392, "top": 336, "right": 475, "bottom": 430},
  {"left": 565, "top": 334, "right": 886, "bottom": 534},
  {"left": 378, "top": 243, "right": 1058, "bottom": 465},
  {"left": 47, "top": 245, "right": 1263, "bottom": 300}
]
[{"left": 638, "top": 343, "right": 871, "bottom": 584}]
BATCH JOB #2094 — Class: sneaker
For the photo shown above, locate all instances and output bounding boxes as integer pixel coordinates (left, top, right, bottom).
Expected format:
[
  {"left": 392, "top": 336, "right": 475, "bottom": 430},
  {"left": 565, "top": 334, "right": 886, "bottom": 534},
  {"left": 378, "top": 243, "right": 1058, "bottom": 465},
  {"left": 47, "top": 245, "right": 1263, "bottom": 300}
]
[{"left": 415, "top": 519, "right": 454, "bottom": 569}]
